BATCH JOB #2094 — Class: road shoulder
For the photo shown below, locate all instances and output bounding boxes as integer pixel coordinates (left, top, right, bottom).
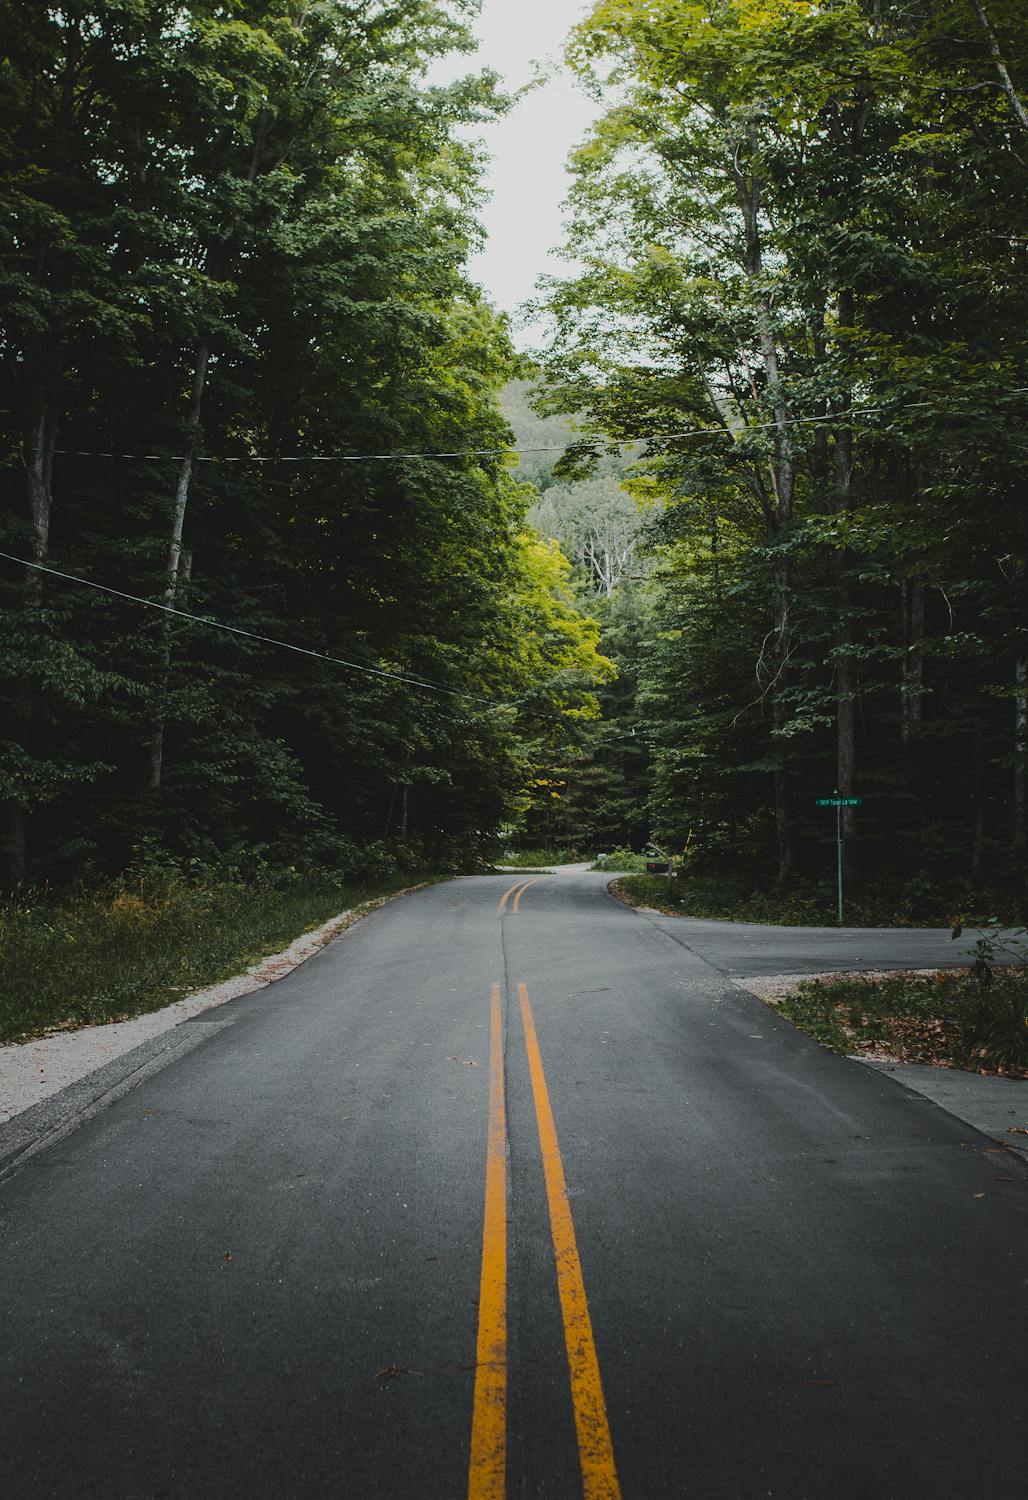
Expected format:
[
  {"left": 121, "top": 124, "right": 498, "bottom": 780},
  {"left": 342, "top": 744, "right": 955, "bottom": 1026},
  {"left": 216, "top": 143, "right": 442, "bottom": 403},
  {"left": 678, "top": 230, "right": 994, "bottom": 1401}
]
[
  {"left": 616, "top": 886, "right": 1028, "bottom": 1163},
  {"left": 0, "top": 884, "right": 426, "bottom": 1128},
  {"left": 732, "top": 971, "right": 1028, "bottom": 1161}
]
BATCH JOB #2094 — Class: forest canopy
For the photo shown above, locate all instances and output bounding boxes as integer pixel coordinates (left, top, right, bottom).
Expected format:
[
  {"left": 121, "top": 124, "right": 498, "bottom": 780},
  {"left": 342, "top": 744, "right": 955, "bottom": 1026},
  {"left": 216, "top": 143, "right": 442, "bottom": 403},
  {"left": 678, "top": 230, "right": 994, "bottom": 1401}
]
[
  {"left": 0, "top": 0, "right": 611, "bottom": 884},
  {"left": 2, "top": 0, "right": 1026, "bottom": 919},
  {"left": 525, "top": 0, "right": 1028, "bottom": 909}
]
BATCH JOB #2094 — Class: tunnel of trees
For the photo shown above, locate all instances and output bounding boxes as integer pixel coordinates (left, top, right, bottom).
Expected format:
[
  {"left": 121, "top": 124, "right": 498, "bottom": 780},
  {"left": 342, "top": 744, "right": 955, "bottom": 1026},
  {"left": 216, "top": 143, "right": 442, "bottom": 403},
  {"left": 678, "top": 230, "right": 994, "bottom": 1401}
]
[{"left": 2, "top": 1, "right": 1026, "bottom": 918}]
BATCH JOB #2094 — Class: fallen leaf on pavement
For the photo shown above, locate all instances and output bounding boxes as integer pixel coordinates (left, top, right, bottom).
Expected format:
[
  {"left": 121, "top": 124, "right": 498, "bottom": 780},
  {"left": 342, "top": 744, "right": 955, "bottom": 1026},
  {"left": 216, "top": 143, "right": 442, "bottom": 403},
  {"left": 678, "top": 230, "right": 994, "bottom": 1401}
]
[
  {"left": 375, "top": 1363, "right": 424, "bottom": 1381},
  {"left": 973, "top": 1192, "right": 986, "bottom": 1199},
  {"left": 1007, "top": 1126, "right": 1028, "bottom": 1136},
  {"left": 447, "top": 1056, "right": 477, "bottom": 1066}
]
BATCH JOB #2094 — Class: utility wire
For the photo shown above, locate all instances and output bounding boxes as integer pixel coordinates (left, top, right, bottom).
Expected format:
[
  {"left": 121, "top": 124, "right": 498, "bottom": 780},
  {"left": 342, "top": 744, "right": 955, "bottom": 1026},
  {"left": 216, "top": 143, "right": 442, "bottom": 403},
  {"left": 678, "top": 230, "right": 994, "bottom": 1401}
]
[
  {"left": 35, "top": 389, "right": 1028, "bottom": 466},
  {"left": 0, "top": 550, "right": 516, "bottom": 710}
]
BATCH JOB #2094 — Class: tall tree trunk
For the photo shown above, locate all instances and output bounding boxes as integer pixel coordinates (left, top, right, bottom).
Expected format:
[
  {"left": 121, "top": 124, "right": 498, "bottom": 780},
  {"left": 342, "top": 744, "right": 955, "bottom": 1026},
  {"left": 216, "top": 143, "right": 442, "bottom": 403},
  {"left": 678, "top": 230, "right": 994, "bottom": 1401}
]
[
  {"left": 771, "top": 554, "right": 795, "bottom": 886},
  {"left": 731, "top": 129, "right": 795, "bottom": 883},
  {"left": 971, "top": 720, "right": 986, "bottom": 880},
  {"left": 833, "top": 294, "right": 858, "bottom": 886},
  {"left": 808, "top": 306, "right": 829, "bottom": 504},
  {"left": 383, "top": 782, "right": 398, "bottom": 838},
  {"left": 3, "top": 375, "right": 60, "bottom": 884},
  {"left": 144, "top": 107, "right": 271, "bottom": 792},
  {"left": 970, "top": 0, "right": 1028, "bottom": 133},
  {"left": 2, "top": 13, "right": 85, "bottom": 878},
  {"left": 831, "top": 285, "right": 859, "bottom": 887},
  {"left": 1014, "top": 654, "right": 1027, "bottom": 853},
  {"left": 24, "top": 380, "right": 58, "bottom": 591},
  {"left": 900, "top": 577, "right": 925, "bottom": 745},
  {"left": 146, "top": 343, "right": 209, "bottom": 790}
]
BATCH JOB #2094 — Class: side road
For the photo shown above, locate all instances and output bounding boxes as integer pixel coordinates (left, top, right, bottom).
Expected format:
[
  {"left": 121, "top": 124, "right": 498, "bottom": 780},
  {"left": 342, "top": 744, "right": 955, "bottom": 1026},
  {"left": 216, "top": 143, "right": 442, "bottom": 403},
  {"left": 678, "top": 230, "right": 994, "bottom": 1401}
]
[{"left": 634, "top": 900, "right": 1028, "bottom": 1158}]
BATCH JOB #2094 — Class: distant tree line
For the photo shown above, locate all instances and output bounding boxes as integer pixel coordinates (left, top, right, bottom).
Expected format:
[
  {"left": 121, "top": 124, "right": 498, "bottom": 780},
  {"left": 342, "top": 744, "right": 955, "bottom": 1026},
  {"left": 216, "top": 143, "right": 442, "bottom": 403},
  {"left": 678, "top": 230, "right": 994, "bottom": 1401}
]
[
  {"left": 0, "top": 1, "right": 610, "bottom": 886},
  {"left": 500, "top": 380, "right": 652, "bottom": 851}
]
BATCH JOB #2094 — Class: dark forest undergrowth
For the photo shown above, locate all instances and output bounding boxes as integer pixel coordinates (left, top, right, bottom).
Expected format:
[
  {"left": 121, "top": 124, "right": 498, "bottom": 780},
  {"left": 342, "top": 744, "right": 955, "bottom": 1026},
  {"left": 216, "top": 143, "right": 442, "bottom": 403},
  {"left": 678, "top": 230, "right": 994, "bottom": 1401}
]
[
  {"left": 611, "top": 868, "right": 1027, "bottom": 929},
  {"left": 612, "top": 870, "right": 1020, "bottom": 924}
]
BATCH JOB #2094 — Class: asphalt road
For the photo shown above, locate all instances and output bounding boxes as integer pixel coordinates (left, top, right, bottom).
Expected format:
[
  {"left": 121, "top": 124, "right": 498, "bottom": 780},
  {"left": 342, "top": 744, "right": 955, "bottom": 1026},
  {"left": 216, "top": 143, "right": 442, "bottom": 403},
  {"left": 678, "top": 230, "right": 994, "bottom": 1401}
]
[{"left": 2, "top": 871, "right": 1026, "bottom": 1499}]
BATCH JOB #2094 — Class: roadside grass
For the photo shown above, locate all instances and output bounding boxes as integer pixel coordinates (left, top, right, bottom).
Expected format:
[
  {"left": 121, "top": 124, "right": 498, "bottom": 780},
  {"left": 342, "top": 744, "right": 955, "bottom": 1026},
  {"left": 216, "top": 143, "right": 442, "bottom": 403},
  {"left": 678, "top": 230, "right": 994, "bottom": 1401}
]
[
  {"left": 611, "top": 872, "right": 847, "bottom": 923},
  {"left": 775, "top": 968, "right": 1028, "bottom": 1077},
  {"left": 499, "top": 847, "right": 589, "bottom": 867},
  {"left": 592, "top": 846, "right": 650, "bottom": 873},
  {"left": 610, "top": 871, "right": 1025, "bottom": 928},
  {"left": 0, "top": 871, "right": 425, "bottom": 1046}
]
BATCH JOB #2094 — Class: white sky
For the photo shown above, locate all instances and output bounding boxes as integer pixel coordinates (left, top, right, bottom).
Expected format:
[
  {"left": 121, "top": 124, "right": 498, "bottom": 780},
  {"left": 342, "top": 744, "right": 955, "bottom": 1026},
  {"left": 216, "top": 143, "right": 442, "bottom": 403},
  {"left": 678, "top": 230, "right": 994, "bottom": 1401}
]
[{"left": 429, "top": 0, "right": 601, "bottom": 347}]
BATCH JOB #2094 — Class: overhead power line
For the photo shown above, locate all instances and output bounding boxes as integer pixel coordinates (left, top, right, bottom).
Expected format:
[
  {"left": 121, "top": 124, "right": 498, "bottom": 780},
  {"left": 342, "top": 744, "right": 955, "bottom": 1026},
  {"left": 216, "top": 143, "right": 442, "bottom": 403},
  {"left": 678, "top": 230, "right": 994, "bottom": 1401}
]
[
  {"left": 0, "top": 551, "right": 515, "bottom": 710},
  {"left": 34, "top": 388, "right": 1028, "bottom": 466}
]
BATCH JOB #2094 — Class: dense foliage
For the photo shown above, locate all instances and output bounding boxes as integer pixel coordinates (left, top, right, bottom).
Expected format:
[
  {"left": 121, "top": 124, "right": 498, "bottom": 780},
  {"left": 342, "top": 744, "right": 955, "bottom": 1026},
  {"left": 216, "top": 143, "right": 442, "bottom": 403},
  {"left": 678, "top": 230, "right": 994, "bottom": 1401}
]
[
  {"left": 501, "top": 379, "right": 650, "bottom": 850},
  {"left": 4, "top": 1, "right": 1027, "bottom": 918},
  {"left": 777, "top": 965, "right": 1028, "bottom": 1076},
  {"left": 0, "top": 1, "right": 611, "bottom": 885},
  {"left": 533, "top": 0, "right": 1028, "bottom": 908}
]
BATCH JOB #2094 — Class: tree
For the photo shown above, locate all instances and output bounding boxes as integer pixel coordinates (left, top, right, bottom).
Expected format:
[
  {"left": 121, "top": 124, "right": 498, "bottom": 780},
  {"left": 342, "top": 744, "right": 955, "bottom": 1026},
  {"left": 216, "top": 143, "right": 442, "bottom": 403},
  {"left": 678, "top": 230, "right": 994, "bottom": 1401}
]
[
  {"left": 535, "top": 0, "right": 1028, "bottom": 895},
  {"left": 0, "top": 2, "right": 615, "bottom": 885}
]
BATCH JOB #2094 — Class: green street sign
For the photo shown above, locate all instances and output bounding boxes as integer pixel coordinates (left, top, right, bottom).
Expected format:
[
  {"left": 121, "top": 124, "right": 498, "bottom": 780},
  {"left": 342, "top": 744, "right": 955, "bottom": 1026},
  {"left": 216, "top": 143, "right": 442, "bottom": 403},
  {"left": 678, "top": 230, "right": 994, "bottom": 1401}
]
[{"left": 817, "top": 794, "right": 863, "bottom": 921}]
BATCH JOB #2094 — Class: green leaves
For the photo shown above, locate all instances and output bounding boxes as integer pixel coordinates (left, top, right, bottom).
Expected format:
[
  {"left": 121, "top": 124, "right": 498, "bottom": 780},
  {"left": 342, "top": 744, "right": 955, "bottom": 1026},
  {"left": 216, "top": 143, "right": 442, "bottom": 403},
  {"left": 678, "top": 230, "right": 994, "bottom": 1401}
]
[
  {"left": 0, "top": 0, "right": 580, "bottom": 882},
  {"left": 532, "top": 0, "right": 1028, "bottom": 890}
]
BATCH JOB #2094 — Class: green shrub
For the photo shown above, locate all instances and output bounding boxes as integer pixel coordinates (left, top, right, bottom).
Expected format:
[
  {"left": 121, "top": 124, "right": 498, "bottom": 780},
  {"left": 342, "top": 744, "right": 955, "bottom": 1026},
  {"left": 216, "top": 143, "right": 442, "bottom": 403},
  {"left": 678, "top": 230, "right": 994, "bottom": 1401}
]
[
  {"left": 610, "top": 871, "right": 826, "bottom": 922},
  {"left": 592, "top": 846, "right": 651, "bottom": 872},
  {"left": 610, "top": 870, "right": 1025, "bottom": 928},
  {"left": 500, "top": 847, "right": 589, "bottom": 867},
  {"left": 778, "top": 968, "right": 1028, "bottom": 1076},
  {"left": 965, "top": 976, "right": 1028, "bottom": 1071}
]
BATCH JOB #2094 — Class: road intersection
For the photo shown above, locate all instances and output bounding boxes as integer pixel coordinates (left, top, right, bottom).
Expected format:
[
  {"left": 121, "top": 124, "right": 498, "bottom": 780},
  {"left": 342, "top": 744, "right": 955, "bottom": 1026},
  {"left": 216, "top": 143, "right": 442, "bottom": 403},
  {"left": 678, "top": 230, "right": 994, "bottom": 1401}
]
[{"left": 1, "top": 871, "right": 1026, "bottom": 1497}]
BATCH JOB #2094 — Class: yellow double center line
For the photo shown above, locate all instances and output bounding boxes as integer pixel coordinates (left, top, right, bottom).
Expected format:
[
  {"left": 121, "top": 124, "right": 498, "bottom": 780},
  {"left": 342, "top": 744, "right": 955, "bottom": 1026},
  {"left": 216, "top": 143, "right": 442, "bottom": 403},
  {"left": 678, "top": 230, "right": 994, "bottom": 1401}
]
[
  {"left": 497, "top": 878, "right": 541, "bottom": 915},
  {"left": 468, "top": 982, "right": 621, "bottom": 1500},
  {"left": 468, "top": 984, "right": 508, "bottom": 1492}
]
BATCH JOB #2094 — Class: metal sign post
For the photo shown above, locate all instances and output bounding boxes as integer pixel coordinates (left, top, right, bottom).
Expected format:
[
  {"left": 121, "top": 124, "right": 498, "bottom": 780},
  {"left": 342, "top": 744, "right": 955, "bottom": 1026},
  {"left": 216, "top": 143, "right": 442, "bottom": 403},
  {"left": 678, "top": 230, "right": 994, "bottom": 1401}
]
[{"left": 815, "top": 792, "right": 864, "bottom": 924}]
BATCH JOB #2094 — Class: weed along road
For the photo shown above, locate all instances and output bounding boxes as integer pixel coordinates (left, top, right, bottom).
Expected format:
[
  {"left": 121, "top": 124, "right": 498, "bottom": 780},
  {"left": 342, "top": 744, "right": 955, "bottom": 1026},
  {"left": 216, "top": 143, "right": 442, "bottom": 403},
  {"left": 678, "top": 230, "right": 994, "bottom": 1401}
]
[{"left": 1, "top": 873, "right": 1027, "bottom": 1498}]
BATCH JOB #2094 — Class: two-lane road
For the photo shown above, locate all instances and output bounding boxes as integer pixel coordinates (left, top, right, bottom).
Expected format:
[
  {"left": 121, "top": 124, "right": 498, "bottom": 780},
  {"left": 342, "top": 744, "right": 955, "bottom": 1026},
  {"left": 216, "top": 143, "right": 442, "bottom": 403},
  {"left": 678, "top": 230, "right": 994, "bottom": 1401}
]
[{"left": 2, "top": 872, "right": 1026, "bottom": 1497}]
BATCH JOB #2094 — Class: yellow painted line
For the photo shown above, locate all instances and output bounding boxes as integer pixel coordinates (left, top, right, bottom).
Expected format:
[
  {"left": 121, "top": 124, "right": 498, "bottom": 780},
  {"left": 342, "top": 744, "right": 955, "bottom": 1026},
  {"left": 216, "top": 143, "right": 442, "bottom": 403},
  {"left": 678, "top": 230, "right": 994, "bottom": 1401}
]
[
  {"left": 498, "top": 879, "right": 529, "bottom": 914},
  {"left": 517, "top": 982, "right": 621, "bottom": 1500},
  {"left": 468, "top": 982, "right": 508, "bottom": 1499},
  {"left": 511, "top": 878, "right": 541, "bottom": 913}
]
